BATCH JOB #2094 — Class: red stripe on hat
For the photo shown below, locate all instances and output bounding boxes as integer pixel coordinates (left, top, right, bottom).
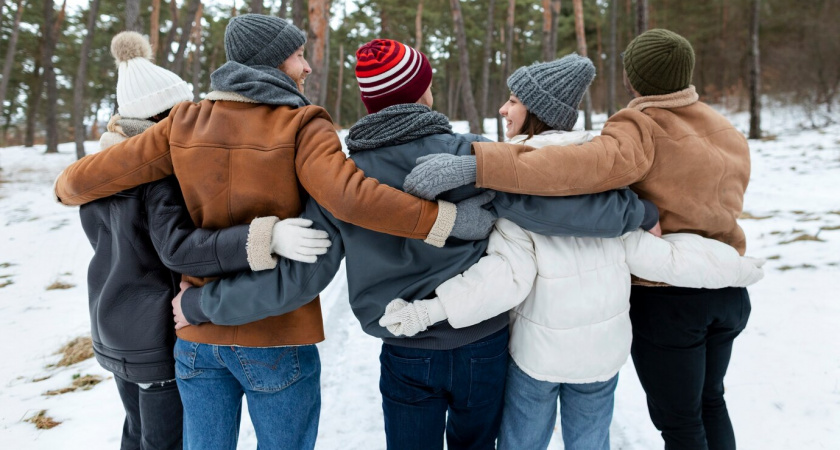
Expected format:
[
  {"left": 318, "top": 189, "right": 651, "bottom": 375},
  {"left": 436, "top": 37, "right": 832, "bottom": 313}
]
[{"left": 355, "top": 40, "right": 406, "bottom": 78}]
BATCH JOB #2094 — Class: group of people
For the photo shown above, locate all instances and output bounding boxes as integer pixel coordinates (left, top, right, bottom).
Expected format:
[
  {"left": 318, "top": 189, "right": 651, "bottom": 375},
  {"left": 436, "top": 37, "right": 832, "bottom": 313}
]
[{"left": 54, "top": 13, "right": 764, "bottom": 450}]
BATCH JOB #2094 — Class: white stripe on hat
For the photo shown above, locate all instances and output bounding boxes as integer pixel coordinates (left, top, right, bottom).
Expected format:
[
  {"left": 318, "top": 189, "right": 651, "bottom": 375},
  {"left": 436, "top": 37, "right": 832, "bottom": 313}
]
[
  {"left": 356, "top": 47, "right": 419, "bottom": 93},
  {"left": 363, "top": 54, "right": 425, "bottom": 99}
]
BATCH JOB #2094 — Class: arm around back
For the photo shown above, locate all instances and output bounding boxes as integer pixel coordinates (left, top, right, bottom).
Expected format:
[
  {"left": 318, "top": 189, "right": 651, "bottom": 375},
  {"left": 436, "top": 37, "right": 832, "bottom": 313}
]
[
  {"left": 55, "top": 105, "right": 182, "bottom": 206},
  {"left": 293, "top": 108, "right": 452, "bottom": 246},
  {"left": 473, "top": 109, "right": 657, "bottom": 196}
]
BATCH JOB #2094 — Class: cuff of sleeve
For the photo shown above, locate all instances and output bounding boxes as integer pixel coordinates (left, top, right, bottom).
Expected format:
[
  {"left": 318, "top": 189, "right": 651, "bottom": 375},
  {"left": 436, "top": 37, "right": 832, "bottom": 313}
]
[
  {"left": 424, "top": 298, "right": 448, "bottom": 326},
  {"left": 460, "top": 156, "right": 477, "bottom": 184},
  {"left": 181, "top": 287, "right": 210, "bottom": 325},
  {"left": 639, "top": 199, "right": 660, "bottom": 231},
  {"left": 246, "top": 216, "right": 279, "bottom": 271},
  {"left": 424, "top": 200, "right": 457, "bottom": 248}
]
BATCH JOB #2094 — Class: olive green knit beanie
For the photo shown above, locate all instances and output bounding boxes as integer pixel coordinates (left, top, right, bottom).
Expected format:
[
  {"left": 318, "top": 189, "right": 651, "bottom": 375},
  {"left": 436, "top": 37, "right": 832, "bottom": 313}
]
[{"left": 624, "top": 28, "right": 695, "bottom": 96}]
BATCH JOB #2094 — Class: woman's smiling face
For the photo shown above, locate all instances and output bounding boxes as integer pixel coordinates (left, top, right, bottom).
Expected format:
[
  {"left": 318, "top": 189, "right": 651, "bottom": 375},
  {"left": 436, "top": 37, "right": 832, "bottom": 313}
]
[{"left": 499, "top": 94, "right": 528, "bottom": 139}]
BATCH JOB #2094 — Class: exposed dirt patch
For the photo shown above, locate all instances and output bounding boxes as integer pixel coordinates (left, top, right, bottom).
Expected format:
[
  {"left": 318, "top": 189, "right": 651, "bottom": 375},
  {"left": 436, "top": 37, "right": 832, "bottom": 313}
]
[
  {"left": 44, "top": 374, "right": 104, "bottom": 396},
  {"left": 53, "top": 336, "right": 94, "bottom": 367},
  {"left": 25, "top": 410, "right": 61, "bottom": 429}
]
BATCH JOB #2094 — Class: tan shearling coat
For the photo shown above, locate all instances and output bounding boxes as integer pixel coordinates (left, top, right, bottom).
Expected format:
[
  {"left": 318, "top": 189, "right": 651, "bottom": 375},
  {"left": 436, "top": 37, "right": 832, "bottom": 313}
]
[
  {"left": 54, "top": 93, "right": 455, "bottom": 347},
  {"left": 473, "top": 86, "right": 750, "bottom": 255}
]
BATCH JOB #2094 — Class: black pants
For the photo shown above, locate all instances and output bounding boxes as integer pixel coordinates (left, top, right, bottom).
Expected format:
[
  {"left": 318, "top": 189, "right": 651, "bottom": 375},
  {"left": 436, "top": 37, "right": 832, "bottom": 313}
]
[
  {"left": 629, "top": 286, "right": 751, "bottom": 450},
  {"left": 114, "top": 375, "right": 184, "bottom": 450}
]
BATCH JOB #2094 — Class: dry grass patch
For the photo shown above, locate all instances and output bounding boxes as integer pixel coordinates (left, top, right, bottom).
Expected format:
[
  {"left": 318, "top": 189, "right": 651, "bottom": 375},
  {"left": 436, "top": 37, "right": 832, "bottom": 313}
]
[
  {"left": 0, "top": 279, "right": 12, "bottom": 288},
  {"left": 45, "top": 280, "right": 75, "bottom": 290},
  {"left": 25, "top": 410, "right": 61, "bottom": 429},
  {"left": 820, "top": 225, "right": 840, "bottom": 231},
  {"left": 53, "top": 336, "right": 94, "bottom": 367},
  {"left": 766, "top": 255, "right": 782, "bottom": 260},
  {"left": 740, "top": 211, "right": 773, "bottom": 220},
  {"left": 44, "top": 374, "right": 104, "bottom": 396},
  {"left": 779, "top": 234, "right": 825, "bottom": 245},
  {"left": 760, "top": 134, "right": 778, "bottom": 142},
  {"left": 778, "top": 264, "right": 817, "bottom": 271}
]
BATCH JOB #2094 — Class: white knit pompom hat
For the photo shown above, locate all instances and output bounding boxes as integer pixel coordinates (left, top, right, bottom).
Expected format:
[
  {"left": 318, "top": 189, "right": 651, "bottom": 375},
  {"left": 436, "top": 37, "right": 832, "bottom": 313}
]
[{"left": 111, "top": 31, "right": 193, "bottom": 119}]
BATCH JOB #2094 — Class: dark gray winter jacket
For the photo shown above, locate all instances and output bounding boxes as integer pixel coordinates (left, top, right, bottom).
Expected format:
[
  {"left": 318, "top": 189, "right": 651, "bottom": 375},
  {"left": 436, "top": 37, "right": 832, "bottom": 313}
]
[
  {"left": 81, "top": 176, "right": 250, "bottom": 383},
  {"left": 182, "top": 132, "right": 651, "bottom": 350}
]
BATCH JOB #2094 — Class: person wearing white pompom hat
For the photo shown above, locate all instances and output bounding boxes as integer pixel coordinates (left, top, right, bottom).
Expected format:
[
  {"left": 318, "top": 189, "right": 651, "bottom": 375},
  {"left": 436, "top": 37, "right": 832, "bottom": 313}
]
[{"left": 76, "top": 31, "right": 326, "bottom": 450}]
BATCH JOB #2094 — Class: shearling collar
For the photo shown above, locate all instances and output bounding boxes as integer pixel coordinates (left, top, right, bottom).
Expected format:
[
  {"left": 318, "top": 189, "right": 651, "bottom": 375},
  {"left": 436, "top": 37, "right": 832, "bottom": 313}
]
[
  {"left": 627, "top": 85, "right": 699, "bottom": 111},
  {"left": 205, "top": 90, "right": 260, "bottom": 104}
]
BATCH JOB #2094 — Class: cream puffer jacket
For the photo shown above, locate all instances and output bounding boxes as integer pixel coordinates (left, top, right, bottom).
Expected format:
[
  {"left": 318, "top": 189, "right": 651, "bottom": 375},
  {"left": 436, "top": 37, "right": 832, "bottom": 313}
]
[{"left": 432, "top": 131, "right": 764, "bottom": 384}]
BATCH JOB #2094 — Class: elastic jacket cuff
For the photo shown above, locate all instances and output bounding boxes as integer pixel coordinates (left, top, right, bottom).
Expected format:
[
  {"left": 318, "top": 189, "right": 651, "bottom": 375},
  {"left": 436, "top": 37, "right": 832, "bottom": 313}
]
[
  {"left": 181, "top": 287, "right": 210, "bottom": 325},
  {"left": 639, "top": 199, "right": 660, "bottom": 231},
  {"left": 247, "top": 216, "right": 279, "bottom": 270},
  {"left": 424, "top": 200, "right": 456, "bottom": 248}
]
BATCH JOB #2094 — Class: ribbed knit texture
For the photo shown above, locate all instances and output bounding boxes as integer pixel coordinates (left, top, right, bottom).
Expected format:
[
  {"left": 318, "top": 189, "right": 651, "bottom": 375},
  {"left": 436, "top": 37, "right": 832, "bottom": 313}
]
[
  {"left": 111, "top": 32, "right": 192, "bottom": 119},
  {"left": 355, "top": 39, "right": 433, "bottom": 113},
  {"left": 345, "top": 104, "right": 452, "bottom": 152},
  {"left": 624, "top": 28, "right": 695, "bottom": 96},
  {"left": 224, "top": 14, "right": 306, "bottom": 68},
  {"left": 507, "top": 54, "right": 595, "bottom": 131}
]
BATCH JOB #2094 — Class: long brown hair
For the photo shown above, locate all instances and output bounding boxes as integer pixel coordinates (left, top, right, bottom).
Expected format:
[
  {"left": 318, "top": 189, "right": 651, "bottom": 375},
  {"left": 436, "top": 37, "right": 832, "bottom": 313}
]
[{"left": 519, "top": 110, "right": 553, "bottom": 140}]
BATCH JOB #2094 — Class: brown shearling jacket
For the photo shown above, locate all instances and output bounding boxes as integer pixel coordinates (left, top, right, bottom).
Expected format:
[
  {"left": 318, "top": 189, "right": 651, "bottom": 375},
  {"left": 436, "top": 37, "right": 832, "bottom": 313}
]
[
  {"left": 54, "top": 92, "right": 456, "bottom": 347},
  {"left": 472, "top": 86, "right": 750, "bottom": 255}
]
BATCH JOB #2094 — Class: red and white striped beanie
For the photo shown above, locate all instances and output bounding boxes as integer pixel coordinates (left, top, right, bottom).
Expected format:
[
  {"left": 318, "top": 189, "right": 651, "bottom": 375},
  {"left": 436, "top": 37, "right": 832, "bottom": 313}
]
[{"left": 355, "top": 39, "right": 433, "bottom": 114}]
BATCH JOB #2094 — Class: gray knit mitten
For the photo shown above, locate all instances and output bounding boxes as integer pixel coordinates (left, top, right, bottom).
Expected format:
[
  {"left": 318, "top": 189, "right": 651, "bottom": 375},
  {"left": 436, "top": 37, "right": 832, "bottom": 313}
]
[
  {"left": 450, "top": 191, "right": 497, "bottom": 241},
  {"left": 404, "top": 154, "right": 477, "bottom": 200}
]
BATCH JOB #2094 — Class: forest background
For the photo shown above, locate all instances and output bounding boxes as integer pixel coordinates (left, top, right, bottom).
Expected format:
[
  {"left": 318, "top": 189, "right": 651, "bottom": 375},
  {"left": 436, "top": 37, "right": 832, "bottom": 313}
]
[{"left": 0, "top": 0, "right": 838, "bottom": 158}]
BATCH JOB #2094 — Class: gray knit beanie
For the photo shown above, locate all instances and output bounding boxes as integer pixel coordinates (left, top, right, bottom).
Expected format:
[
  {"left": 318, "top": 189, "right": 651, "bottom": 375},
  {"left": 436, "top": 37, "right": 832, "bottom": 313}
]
[
  {"left": 224, "top": 14, "right": 306, "bottom": 67},
  {"left": 506, "top": 54, "right": 595, "bottom": 131}
]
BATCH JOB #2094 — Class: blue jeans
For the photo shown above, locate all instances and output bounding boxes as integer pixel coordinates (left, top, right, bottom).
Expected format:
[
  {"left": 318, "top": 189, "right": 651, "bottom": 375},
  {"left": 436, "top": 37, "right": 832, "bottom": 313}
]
[
  {"left": 379, "top": 327, "right": 509, "bottom": 450},
  {"left": 498, "top": 361, "right": 618, "bottom": 450},
  {"left": 173, "top": 338, "right": 320, "bottom": 450}
]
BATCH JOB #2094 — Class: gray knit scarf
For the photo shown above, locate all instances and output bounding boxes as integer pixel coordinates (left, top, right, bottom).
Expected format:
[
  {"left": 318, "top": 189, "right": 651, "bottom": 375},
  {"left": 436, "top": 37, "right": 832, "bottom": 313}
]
[
  {"left": 345, "top": 104, "right": 453, "bottom": 153},
  {"left": 210, "top": 61, "right": 310, "bottom": 107},
  {"left": 118, "top": 117, "right": 155, "bottom": 137}
]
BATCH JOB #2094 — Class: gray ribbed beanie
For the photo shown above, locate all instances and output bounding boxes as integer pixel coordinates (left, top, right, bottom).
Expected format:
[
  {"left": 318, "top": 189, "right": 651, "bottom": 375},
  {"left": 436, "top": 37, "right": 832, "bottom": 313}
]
[
  {"left": 224, "top": 14, "right": 306, "bottom": 67},
  {"left": 507, "top": 54, "right": 595, "bottom": 131}
]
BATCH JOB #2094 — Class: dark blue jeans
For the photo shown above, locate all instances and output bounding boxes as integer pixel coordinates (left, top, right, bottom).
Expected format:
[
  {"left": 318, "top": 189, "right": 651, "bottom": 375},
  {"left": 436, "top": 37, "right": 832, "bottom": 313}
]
[
  {"left": 114, "top": 375, "right": 183, "bottom": 450},
  {"left": 379, "top": 327, "right": 509, "bottom": 450},
  {"left": 630, "top": 286, "right": 751, "bottom": 450}
]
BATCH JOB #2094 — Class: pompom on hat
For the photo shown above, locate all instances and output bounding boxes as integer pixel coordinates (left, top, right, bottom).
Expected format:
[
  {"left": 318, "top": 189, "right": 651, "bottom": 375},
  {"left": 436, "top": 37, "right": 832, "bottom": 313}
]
[
  {"left": 355, "top": 39, "right": 433, "bottom": 114},
  {"left": 507, "top": 54, "right": 596, "bottom": 131},
  {"left": 111, "top": 31, "right": 192, "bottom": 119},
  {"left": 623, "top": 28, "right": 695, "bottom": 96}
]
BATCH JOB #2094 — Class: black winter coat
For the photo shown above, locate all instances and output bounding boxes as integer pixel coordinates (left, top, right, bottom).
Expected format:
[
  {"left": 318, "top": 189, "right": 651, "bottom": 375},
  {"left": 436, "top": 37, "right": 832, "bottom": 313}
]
[{"left": 80, "top": 176, "right": 250, "bottom": 383}]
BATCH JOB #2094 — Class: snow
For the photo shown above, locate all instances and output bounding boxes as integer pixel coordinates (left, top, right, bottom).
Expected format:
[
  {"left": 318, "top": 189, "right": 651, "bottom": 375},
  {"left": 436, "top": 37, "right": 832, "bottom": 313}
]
[{"left": 1, "top": 106, "right": 839, "bottom": 449}]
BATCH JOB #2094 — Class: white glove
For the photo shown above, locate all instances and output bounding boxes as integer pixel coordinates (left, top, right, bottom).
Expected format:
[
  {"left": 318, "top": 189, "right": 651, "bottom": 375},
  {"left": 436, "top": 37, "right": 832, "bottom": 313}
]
[
  {"left": 379, "top": 298, "right": 448, "bottom": 337},
  {"left": 270, "top": 218, "right": 331, "bottom": 264},
  {"left": 733, "top": 256, "right": 766, "bottom": 286}
]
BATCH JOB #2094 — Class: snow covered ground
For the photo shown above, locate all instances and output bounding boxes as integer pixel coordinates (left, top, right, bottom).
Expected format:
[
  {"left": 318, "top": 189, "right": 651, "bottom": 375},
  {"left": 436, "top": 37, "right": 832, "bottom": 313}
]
[{"left": 1, "top": 107, "right": 838, "bottom": 449}]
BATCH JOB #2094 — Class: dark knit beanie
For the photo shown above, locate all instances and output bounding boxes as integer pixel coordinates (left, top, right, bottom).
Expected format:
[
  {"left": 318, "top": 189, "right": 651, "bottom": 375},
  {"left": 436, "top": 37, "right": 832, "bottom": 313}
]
[
  {"left": 355, "top": 39, "right": 433, "bottom": 114},
  {"left": 507, "top": 54, "right": 595, "bottom": 131},
  {"left": 224, "top": 14, "right": 306, "bottom": 68},
  {"left": 624, "top": 28, "right": 695, "bottom": 96}
]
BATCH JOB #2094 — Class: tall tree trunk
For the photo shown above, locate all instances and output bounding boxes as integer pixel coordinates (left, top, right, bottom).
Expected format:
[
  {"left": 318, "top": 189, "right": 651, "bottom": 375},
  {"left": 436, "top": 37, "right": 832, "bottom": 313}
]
[
  {"left": 334, "top": 43, "right": 344, "bottom": 126},
  {"left": 415, "top": 0, "right": 424, "bottom": 50},
  {"left": 250, "top": 0, "right": 263, "bottom": 14},
  {"left": 306, "top": 0, "right": 330, "bottom": 106},
  {"left": 450, "top": 0, "right": 481, "bottom": 134},
  {"left": 190, "top": 3, "right": 203, "bottom": 102},
  {"left": 479, "top": 0, "right": 495, "bottom": 126},
  {"left": 292, "top": 0, "right": 305, "bottom": 27},
  {"left": 541, "top": 0, "right": 552, "bottom": 61},
  {"left": 500, "top": 0, "right": 515, "bottom": 142},
  {"left": 572, "top": 0, "right": 592, "bottom": 130},
  {"left": 0, "top": 0, "right": 24, "bottom": 114},
  {"left": 73, "top": 0, "right": 101, "bottom": 160},
  {"left": 24, "top": 58, "right": 41, "bottom": 148},
  {"left": 380, "top": 5, "right": 390, "bottom": 36},
  {"left": 150, "top": 0, "right": 161, "bottom": 61},
  {"left": 125, "top": 0, "right": 141, "bottom": 32},
  {"left": 171, "top": 0, "right": 201, "bottom": 77},
  {"left": 636, "top": 0, "right": 648, "bottom": 36},
  {"left": 748, "top": 0, "right": 761, "bottom": 139},
  {"left": 607, "top": 0, "right": 617, "bottom": 116},
  {"left": 549, "top": 0, "right": 560, "bottom": 57},
  {"left": 42, "top": 0, "right": 62, "bottom": 153},
  {"left": 278, "top": 0, "right": 288, "bottom": 18},
  {"left": 161, "top": 0, "right": 179, "bottom": 68}
]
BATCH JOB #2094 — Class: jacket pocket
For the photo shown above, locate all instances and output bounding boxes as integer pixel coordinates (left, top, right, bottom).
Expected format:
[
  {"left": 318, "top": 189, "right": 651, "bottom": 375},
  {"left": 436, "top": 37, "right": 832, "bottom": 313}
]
[
  {"left": 379, "top": 346, "right": 433, "bottom": 403},
  {"left": 173, "top": 339, "right": 203, "bottom": 380},
  {"left": 232, "top": 345, "right": 305, "bottom": 393}
]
